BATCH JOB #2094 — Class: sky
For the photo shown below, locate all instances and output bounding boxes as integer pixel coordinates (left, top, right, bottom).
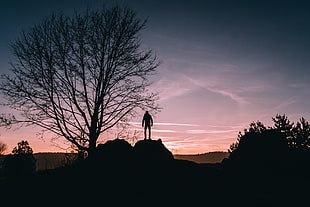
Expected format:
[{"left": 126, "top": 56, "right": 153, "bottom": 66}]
[{"left": 0, "top": 0, "right": 310, "bottom": 154}]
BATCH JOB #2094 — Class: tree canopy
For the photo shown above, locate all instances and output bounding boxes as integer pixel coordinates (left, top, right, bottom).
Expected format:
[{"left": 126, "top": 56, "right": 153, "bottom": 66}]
[{"left": 12, "top": 140, "right": 33, "bottom": 154}]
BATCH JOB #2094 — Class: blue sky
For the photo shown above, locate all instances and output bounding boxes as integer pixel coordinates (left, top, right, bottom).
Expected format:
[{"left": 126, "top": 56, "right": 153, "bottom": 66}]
[{"left": 0, "top": 0, "right": 310, "bottom": 153}]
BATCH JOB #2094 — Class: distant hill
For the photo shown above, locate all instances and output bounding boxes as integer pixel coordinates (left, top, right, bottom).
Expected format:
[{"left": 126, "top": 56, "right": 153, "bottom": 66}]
[
  {"left": 34, "top": 153, "right": 75, "bottom": 171},
  {"left": 174, "top": 151, "right": 229, "bottom": 163}
]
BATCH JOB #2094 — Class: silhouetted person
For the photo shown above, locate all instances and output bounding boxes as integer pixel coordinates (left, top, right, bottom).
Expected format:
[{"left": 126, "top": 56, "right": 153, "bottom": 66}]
[{"left": 142, "top": 111, "right": 153, "bottom": 140}]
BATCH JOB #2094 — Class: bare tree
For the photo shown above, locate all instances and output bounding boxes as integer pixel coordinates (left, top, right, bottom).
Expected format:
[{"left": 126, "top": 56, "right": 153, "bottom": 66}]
[{"left": 0, "top": 6, "right": 159, "bottom": 156}]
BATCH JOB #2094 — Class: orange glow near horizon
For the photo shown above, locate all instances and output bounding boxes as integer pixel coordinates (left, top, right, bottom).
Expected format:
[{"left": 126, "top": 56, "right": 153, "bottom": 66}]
[
  {"left": 2, "top": 112, "right": 310, "bottom": 155},
  {"left": 0, "top": 121, "right": 238, "bottom": 155}
]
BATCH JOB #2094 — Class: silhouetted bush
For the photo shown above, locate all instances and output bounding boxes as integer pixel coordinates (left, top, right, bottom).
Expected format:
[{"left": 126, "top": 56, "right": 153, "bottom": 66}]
[
  {"left": 3, "top": 140, "right": 36, "bottom": 176},
  {"left": 232, "top": 130, "right": 287, "bottom": 160},
  {"left": 230, "top": 114, "right": 310, "bottom": 154},
  {"left": 227, "top": 115, "right": 310, "bottom": 173}
]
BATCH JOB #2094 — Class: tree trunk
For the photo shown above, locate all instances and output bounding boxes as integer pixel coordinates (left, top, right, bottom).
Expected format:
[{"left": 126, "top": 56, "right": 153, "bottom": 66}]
[{"left": 87, "top": 134, "right": 98, "bottom": 158}]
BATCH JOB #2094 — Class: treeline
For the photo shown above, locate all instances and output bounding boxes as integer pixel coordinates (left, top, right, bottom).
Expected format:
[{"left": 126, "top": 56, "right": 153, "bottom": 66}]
[
  {"left": 225, "top": 114, "right": 310, "bottom": 175},
  {"left": 0, "top": 140, "right": 79, "bottom": 177},
  {"left": 230, "top": 114, "right": 310, "bottom": 152}
]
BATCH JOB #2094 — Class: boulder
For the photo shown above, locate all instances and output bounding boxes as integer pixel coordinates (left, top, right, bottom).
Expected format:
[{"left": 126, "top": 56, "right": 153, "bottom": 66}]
[
  {"left": 93, "top": 139, "right": 133, "bottom": 163},
  {"left": 133, "top": 139, "right": 174, "bottom": 162}
]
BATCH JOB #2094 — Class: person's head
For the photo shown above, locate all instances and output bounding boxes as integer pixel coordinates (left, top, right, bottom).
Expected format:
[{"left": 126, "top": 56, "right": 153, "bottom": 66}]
[{"left": 145, "top": 111, "right": 149, "bottom": 114}]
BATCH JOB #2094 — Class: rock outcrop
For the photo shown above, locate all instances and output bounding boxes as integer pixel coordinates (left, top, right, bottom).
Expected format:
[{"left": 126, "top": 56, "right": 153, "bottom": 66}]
[
  {"left": 89, "top": 138, "right": 174, "bottom": 164},
  {"left": 133, "top": 139, "right": 174, "bottom": 162}
]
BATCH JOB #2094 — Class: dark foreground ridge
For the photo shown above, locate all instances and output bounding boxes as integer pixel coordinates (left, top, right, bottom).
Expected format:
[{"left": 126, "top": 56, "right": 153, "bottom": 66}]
[
  {"left": 0, "top": 139, "right": 221, "bottom": 205},
  {"left": 1, "top": 138, "right": 310, "bottom": 206}
]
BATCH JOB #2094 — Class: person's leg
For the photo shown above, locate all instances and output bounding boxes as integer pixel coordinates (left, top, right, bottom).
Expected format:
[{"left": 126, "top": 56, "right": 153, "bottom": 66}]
[
  {"left": 148, "top": 126, "right": 151, "bottom": 139},
  {"left": 144, "top": 126, "right": 147, "bottom": 139}
]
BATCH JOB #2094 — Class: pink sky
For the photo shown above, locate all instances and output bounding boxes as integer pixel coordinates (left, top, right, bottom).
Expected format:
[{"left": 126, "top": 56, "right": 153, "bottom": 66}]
[{"left": 1, "top": 0, "right": 310, "bottom": 154}]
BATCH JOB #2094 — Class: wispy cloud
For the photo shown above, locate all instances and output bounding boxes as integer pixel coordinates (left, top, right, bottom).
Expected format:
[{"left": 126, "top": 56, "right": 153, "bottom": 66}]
[
  {"left": 273, "top": 100, "right": 296, "bottom": 111},
  {"left": 184, "top": 65, "right": 273, "bottom": 106},
  {"left": 150, "top": 73, "right": 196, "bottom": 102},
  {"left": 186, "top": 76, "right": 250, "bottom": 104},
  {"left": 186, "top": 129, "right": 237, "bottom": 134},
  {"left": 185, "top": 130, "right": 208, "bottom": 134},
  {"left": 128, "top": 122, "right": 198, "bottom": 127},
  {"left": 289, "top": 83, "right": 310, "bottom": 89},
  {"left": 205, "top": 85, "right": 249, "bottom": 104},
  {"left": 152, "top": 129, "right": 177, "bottom": 133},
  {"left": 155, "top": 122, "right": 199, "bottom": 127}
]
